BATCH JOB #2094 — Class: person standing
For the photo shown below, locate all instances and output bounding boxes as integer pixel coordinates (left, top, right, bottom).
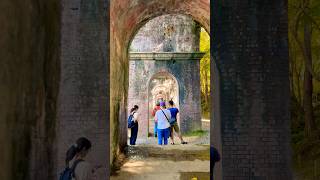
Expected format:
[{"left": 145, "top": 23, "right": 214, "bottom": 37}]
[
  {"left": 168, "top": 100, "right": 187, "bottom": 145},
  {"left": 155, "top": 101, "right": 171, "bottom": 145},
  {"left": 129, "top": 105, "right": 140, "bottom": 145},
  {"left": 151, "top": 101, "right": 161, "bottom": 137}
]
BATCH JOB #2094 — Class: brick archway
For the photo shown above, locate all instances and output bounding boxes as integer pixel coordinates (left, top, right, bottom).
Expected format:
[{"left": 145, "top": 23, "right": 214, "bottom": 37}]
[
  {"left": 110, "top": 0, "right": 211, "bottom": 171},
  {"left": 111, "top": 0, "right": 292, "bottom": 179},
  {"left": 147, "top": 71, "right": 180, "bottom": 137}
]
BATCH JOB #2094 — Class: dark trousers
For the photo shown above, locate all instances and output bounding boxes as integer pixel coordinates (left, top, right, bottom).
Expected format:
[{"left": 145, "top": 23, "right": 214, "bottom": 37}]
[
  {"left": 210, "top": 163, "right": 215, "bottom": 180},
  {"left": 130, "top": 123, "right": 138, "bottom": 145}
]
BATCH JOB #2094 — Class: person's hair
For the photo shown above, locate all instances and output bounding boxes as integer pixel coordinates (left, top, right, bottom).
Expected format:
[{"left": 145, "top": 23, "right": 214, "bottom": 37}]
[
  {"left": 156, "top": 102, "right": 160, "bottom": 106},
  {"left": 130, "top": 105, "right": 139, "bottom": 113},
  {"left": 130, "top": 107, "right": 136, "bottom": 113},
  {"left": 169, "top": 100, "right": 174, "bottom": 106},
  {"left": 65, "top": 137, "right": 92, "bottom": 166}
]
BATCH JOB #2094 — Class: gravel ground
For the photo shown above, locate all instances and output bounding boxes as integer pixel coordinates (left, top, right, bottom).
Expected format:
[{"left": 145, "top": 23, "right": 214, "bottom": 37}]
[{"left": 112, "top": 126, "right": 211, "bottom": 180}]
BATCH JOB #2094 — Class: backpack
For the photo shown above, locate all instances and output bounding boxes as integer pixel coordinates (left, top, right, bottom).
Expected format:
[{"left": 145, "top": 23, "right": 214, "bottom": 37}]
[
  {"left": 169, "top": 117, "right": 176, "bottom": 125},
  {"left": 211, "top": 146, "right": 220, "bottom": 162},
  {"left": 59, "top": 159, "right": 83, "bottom": 180},
  {"left": 127, "top": 112, "right": 136, "bottom": 128}
]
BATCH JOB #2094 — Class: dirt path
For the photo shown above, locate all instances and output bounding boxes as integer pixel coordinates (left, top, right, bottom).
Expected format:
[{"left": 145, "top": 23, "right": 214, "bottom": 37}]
[{"left": 111, "top": 135, "right": 210, "bottom": 180}]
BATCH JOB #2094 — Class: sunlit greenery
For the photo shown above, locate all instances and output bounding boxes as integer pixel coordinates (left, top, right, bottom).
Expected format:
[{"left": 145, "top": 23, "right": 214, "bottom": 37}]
[{"left": 199, "top": 28, "right": 211, "bottom": 119}]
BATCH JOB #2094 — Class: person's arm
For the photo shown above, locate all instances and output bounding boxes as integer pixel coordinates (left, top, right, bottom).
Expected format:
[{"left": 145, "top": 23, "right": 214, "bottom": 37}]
[
  {"left": 154, "top": 111, "right": 158, "bottom": 122},
  {"left": 133, "top": 112, "right": 139, "bottom": 122},
  {"left": 175, "top": 108, "right": 179, "bottom": 121},
  {"left": 75, "top": 162, "right": 95, "bottom": 180},
  {"left": 151, "top": 108, "right": 156, "bottom": 117}
]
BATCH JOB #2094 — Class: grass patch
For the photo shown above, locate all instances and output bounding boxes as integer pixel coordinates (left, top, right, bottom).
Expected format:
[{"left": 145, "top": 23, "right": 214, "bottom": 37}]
[{"left": 183, "top": 130, "right": 208, "bottom": 137}]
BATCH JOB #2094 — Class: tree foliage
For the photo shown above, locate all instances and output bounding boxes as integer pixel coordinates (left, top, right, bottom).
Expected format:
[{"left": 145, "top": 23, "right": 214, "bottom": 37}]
[
  {"left": 199, "top": 28, "right": 211, "bottom": 118},
  {"left": 289, "top": 0, "right": 320, "bottom": 178}
]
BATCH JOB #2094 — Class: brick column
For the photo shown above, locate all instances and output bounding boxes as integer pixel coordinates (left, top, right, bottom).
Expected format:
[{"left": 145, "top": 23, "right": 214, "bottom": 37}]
[{"left": 211, "top": 0, "right": 292, "bottom": 179}]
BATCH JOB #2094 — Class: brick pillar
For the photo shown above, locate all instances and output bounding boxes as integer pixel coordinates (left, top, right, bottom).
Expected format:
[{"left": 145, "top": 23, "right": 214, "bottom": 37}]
[
  {"left": 211, "top": 0, "right": 292, "bottom": 179},
  {"left": 57, "top": 1, "right": 109, "bottom": 179}
]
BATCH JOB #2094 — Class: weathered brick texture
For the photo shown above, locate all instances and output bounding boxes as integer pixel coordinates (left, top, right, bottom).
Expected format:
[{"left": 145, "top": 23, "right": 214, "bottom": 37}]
[
  {"left": 128, "top": 53, "right": 203, "bottom": 137},
  {"left": 128, "top": 14, "right": 203, "bottom": 137},
  {"left": 211, "top": 0, "right": 292, "bottom": 179},
  {"left": 57, "top": 0, "right": 109, "bottom": 179},
  {"left": 130, "top": 14, "right": 200, "bottom": 52}
]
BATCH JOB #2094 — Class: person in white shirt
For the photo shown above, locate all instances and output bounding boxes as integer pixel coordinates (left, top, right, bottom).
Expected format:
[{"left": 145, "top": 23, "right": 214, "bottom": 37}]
[
  {"left": 129, "top": 105, "right": 140, "bottom": 145},
  {"left": 155, "top": 101, "right": 171, "bottom": 145}
]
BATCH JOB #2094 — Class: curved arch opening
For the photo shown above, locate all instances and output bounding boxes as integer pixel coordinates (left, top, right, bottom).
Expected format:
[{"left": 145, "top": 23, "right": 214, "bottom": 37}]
[
  {"left": 147, "top": 71, "right": 180, "bottom": 137},
  {"left": 127, "top": 13, "right": 212, "bottom": 141},
  {"left": 126, "top": 13, "right": 209, "bottom": 55}
]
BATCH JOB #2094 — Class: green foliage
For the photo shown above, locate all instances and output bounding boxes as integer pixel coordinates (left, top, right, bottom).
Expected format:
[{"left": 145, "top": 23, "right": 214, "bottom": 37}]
[
  {"left": 289, "top": 0, "right": 320, "bottom": 178},
  {"left": 309, "top": 1, "right": 320, "bottom": 17},
  {"left": 199, "top": 28, "right": 211, "bottom": 117},
  {"left": 291, "top": 96, "right": 320, "bottom": 179},
  {"left": 184, "top": 130, "right": 208, "bottom": 137}
]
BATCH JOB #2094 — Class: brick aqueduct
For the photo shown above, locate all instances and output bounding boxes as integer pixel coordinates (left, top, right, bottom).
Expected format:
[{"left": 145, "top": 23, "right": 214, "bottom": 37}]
[
  {"left": 128, "top": 14, "right": 205, "bottom": 138},
  {"left": 1, "top": 0, "right": 291, "bottom": 180}
]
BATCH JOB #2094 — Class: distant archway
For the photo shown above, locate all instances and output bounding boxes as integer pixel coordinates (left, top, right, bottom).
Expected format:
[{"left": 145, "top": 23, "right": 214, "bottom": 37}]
[{"left": 147, "top": 71, "right": 180, "bottom": 137}]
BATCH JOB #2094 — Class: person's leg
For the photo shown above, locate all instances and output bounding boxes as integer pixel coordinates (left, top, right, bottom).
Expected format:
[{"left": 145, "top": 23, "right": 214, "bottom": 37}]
[
  {"left": 157, "top": 129, "right": 163, "bottom": 145},
  {"left": 130, "top": 127, "right": 134, "bottom": 145},
  {"left": 154, "top": 121, "right": 157, "bottom": 137},
  {"left": 163, "top": 128, "right": 170, "bottom": 145},
  {"left": 169, "top": 126, "right": 175, "bottom": 144},
  {"left": 174, "top": 123, "right": 187, "bottom": 144},
  {"left": 132, "top": 123, "right": 138, "bottom": 145},
  {"left": 130, "top": 126, "right": 136, "bottom": 145}
]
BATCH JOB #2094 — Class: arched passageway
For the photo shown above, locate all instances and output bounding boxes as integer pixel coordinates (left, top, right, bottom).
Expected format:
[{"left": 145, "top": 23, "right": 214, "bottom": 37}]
[
  {"left": 126, "top": 14, "right": 207, "bottom": 142},
  {"left": 148, "top": 72, "right": 179, "bottom": 137},
  {"left": 116, "top": 11, "right": 212, "bottom": 179},
  {"left": 110, "top": 0, "right": 292, "bottom": 179}
]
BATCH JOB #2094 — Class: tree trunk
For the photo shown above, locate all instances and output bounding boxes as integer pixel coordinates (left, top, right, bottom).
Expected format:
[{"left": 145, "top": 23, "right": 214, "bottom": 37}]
[
  {"left": 204, "top": 69, "right": 209, "bottom": 107},
  {"left": 303, "top": 18, "right": 317, "bottom": 137},
  {"left": 289, "top": 45, "right": 295, "bottom": 96}
]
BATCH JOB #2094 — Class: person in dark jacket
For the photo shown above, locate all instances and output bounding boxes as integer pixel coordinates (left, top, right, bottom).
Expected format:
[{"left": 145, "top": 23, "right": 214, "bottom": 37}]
[
  {"left": 210, "top": 146, "right": 220, "bottom": 180},
  {"left": 129, "top": 105, "right": 140, "bottom": 145}
]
